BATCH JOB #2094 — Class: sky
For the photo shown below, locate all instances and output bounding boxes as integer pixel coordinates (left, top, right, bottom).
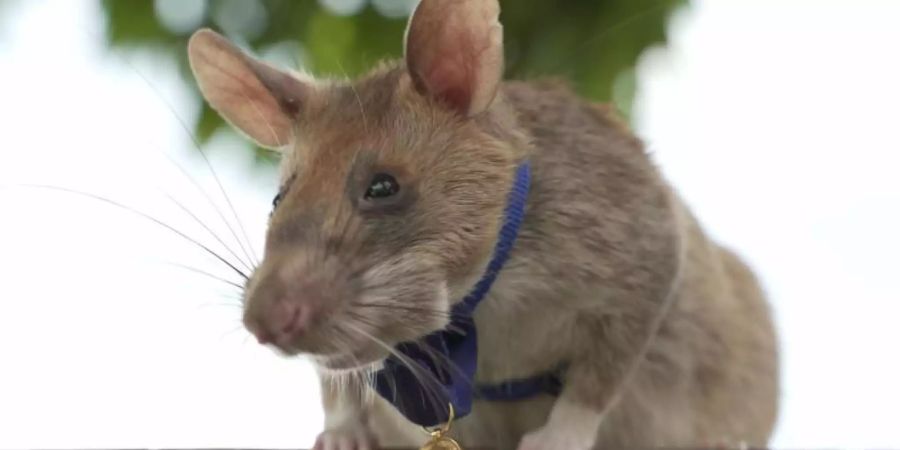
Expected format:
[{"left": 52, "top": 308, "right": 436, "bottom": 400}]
[{"left": 1, "top": 0, "right": 899, "bottom": 448}]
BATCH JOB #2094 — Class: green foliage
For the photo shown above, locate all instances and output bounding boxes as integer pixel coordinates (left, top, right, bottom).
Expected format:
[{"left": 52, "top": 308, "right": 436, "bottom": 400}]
[{"left": 100, "top": 0, "right": 687, "bottom": 164}]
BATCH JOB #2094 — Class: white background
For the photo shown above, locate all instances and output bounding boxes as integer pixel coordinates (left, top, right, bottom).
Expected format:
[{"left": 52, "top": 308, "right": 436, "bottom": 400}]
[{"left": 1, "top": 0, "right": 899, "bottom": 448}]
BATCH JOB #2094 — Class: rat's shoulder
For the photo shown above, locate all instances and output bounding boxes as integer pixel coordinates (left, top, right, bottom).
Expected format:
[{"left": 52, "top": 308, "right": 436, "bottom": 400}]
[{"left": 500, "top": 78, "right": 640, "bottom": 153}]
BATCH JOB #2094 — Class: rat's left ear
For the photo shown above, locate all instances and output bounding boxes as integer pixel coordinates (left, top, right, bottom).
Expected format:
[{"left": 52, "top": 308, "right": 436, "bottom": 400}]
[
  {"left": 188, "top": 28, "right": 310, "bottom": 149},
  {"left": 404, "top": 0, "right": 504, "bottom": 117}
]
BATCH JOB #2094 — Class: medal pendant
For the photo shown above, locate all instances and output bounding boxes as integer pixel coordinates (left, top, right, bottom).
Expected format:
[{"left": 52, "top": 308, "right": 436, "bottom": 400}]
[
  {"left": 421, "top": 431, "right": 462, "bottom": 450},
  {"left": 419, "top": 403, "right": 462, "bottom": 450}
]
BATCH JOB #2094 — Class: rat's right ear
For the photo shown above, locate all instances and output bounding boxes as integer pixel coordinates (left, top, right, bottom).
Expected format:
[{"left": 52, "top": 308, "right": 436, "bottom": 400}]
[
  {"left": 404, "top": 0, "right": 504, "bottom": 117},
  {"left": 187, "top": 29, "right": 309, "bottom": 149}
]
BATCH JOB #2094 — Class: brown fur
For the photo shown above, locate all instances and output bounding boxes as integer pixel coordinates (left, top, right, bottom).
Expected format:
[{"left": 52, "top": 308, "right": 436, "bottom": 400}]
[
  {"left": 353, "top": 74, "right": 779, "bottom": 450},
  {"left": 187, "top": 1, "right": 779, "bottom": 448}
]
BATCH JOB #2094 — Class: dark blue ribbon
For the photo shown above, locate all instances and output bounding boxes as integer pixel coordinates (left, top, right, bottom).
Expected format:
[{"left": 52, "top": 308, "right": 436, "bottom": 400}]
[{"left": 372, "top": 162, "right": 563, "bottom": 428}]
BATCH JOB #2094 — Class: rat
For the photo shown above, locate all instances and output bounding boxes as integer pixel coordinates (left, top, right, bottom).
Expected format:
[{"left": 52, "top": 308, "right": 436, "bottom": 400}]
[{"left": 186, "top": 0, "right": 779, "bottom": 448}]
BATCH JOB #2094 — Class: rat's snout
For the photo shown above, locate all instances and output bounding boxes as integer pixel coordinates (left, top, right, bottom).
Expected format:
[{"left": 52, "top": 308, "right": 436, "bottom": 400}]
[
  {"left": 243, "top": 297, "right": 314, "bottom": 346},
  {"left": 242, "top": 255, "right": 344, "bottom": 354}
]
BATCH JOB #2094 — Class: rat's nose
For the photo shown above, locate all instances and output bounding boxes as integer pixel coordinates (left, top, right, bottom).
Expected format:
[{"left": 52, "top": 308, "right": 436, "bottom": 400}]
[{"left": 245, "top": 299, "right": 313, "bottom": 346}]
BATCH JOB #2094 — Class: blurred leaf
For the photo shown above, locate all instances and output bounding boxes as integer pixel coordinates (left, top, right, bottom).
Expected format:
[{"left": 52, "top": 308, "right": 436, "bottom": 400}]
[
  {"left": 196, "top": 102, "right": 220, "bottom": 145},
  {"left": 306, "top": 9, "right": 359, "bottom": 74},
  {"left": 99, "top": 0, "right": 688, "bottom": 165},
  {"left": 102, "top": 0, "right": 179, "bottom": 48}
]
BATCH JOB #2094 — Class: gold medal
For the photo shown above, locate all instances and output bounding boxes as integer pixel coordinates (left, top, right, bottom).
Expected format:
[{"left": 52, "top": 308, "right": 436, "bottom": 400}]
[
  {"left": 420, "top": 404, "right": 462, "bottom": 450},
  {"left": 421, "top": 431, "right": 462, "bottom": 450}
]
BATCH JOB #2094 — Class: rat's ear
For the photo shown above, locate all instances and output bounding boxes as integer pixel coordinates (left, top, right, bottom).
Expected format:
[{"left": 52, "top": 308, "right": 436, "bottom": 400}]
[
  {"left": 188, "top": 29, "right": 309, "bottom": 149},
  {"left": 404, "top": 0, "right": 504, "bottom": 117}
]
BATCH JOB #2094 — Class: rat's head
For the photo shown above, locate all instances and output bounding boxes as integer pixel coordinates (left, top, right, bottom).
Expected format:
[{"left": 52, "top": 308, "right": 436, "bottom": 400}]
[{"left": 188, "top": 0, "right": 526, "bottom": 371}]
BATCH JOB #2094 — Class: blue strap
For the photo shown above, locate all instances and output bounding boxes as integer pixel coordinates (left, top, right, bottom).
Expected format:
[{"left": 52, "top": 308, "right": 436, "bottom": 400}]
[
  {"left": 475, "top": 367, "right": 565, "bottom": 401},
  {"left": 372, "top": 162, "right": 563, "bottom": 428}
]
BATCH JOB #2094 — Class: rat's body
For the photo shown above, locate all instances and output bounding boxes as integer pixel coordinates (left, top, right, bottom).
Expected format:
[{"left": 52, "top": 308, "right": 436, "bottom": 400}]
[
  {"left": 187, "top": 1, "right": 779, "bottom": 448},
  {"left": 327, "top": 76, "right": 779, "bottom": 449}
]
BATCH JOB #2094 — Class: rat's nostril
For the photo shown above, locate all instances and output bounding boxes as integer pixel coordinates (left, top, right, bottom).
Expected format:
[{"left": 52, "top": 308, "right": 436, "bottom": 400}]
[
  {"left": 245, "top": 289, "right": 320, "bottom": 348},
  {"left": 280, "top": 301, "right": 311, "bottom": 336},
  {"left": 255, "top": 330, "right": 274, "bottom": 345}
]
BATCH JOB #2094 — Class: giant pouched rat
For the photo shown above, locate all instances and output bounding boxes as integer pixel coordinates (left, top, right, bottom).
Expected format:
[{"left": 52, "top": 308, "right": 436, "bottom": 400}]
[{"left": 186, "top": 0, "right": 779, "bottom": 449}]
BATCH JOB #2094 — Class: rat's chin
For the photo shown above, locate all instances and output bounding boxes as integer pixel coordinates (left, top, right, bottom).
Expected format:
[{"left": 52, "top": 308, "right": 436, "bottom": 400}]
[{"left": 315, "top": 347, "right": 390, "bottom": 372}]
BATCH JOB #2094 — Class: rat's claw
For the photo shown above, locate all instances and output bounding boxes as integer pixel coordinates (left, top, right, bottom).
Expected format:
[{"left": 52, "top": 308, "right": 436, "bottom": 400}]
[{"left": 313, "top": 427, "right": 377, "bottom": 450}]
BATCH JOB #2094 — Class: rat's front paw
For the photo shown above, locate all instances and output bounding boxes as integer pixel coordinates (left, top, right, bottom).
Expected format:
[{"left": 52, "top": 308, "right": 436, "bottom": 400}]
[
  {"left": 516, "top": 425, "right": 594, "bottom": 450},
  {"left": 313, "top": 426, "right": 377, "bottom": 450}
]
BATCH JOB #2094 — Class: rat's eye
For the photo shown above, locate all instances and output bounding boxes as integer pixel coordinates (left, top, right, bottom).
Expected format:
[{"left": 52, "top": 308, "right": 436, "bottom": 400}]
[
  {"left": 364, "top": 173, "right": 400, "bottom": 200},
  {"left": 271, "top": 191, "right": 283, "bottom": 211}
]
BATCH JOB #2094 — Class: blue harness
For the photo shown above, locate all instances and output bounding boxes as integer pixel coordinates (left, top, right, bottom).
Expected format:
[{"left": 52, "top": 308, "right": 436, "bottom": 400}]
[{"left": 372, "top": 162, "right": 564, "bottom": 428}]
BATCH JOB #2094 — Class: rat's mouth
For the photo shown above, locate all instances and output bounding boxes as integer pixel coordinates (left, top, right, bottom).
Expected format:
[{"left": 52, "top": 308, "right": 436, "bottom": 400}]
[{"left": 266, "top": 342, "right": 386, "bottom": 371}]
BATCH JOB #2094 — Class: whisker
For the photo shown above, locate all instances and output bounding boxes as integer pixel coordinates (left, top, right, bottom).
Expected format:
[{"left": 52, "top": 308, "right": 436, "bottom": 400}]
[
  {"left": 412, "top": 339, "right": 476, "bottom": 390},
  {"left": 219, "top": 292, "right": 244, "bottom": 301},
  {"left": 199, "top": 302, "right": 243, "bottom": 310},
  {"left": 159, "top": 191, "right": 255, "bottom": 273},
  {"left": 9, "top": 184, "right": 249, "bottom": 281},
  {"left": 155, "top": 152, "right": 257, "bottom": 271},
  {"left": 111, "top": 51, "right": 260, "bottom": 268},
  {"left": 355, "top": 303, "right": 460, "bottom": 323},
  {"left": 355, "top": 297, "right": 464, "bottom": 317},
  {"left": 344, "top": 309, "right": 474, "bottom": 391},
  {"left": 348, "top": 349, "right": 369, "bottom": 402},
  {"left": 325, "top": 317, "right": 384, "bottom": 406},
  {"left": 363, "top": 363, "right": 377, "bottom": 405},
  {"left": 202, "top": 301, "right": 242, "bottom": 308},
  {"left": 158, "top": 260, "right": 245, "bottom": 290},
  {"left": 218, "top": 324, "right": 247, "bottom": 342},
  {"left": 69, "top": 26, "right": 260, "bottom": 274},
  {"left": 325, "top": 331, "right": 368, "bottom": 401},
  {"left": 342, "top": 322, "right": 448, "bottom": 421}
]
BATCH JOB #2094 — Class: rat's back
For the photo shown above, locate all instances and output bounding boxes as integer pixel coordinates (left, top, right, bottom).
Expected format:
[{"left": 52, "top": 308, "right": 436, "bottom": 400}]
[{"left": 483, "top": 79, "right": 781, "bottom": 447}]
